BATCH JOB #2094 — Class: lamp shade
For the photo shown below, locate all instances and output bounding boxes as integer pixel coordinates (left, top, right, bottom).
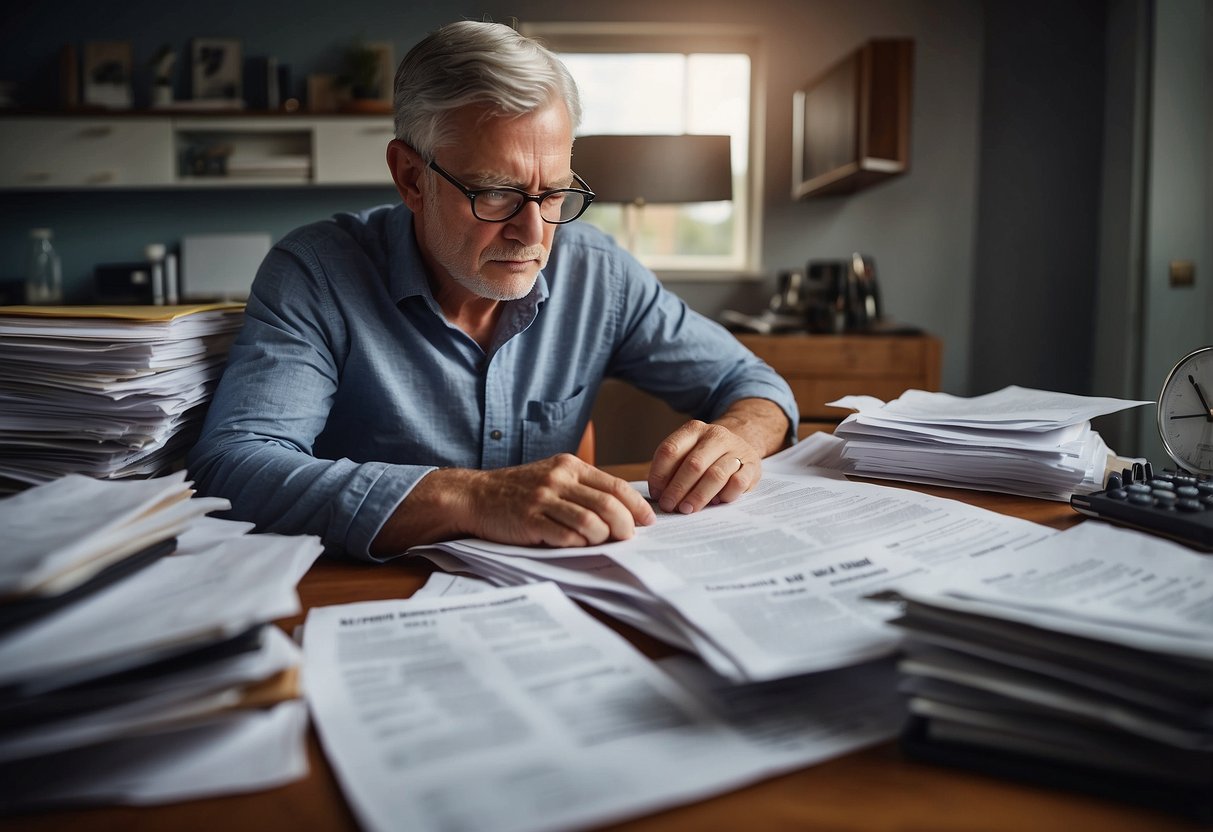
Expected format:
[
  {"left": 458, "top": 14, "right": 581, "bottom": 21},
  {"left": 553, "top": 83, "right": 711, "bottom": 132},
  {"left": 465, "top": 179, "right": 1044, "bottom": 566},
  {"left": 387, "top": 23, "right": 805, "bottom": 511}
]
[{"left": 572, "top": 134, "right": 733, "bottom": 204}]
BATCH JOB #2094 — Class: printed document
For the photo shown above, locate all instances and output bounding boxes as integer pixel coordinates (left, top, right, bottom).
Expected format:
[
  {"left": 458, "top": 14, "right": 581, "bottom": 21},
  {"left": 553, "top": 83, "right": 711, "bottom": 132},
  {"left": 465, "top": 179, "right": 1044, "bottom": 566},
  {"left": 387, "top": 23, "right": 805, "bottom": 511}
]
[
  {"left": 888, "top": 521, "right": 1213, "bottom": 659},
  {"left": 418, "top": 470, "right": 1052, "bottom": 681},
  {"left": 303, "top": 582, "right": 902, "bottom": 832}
]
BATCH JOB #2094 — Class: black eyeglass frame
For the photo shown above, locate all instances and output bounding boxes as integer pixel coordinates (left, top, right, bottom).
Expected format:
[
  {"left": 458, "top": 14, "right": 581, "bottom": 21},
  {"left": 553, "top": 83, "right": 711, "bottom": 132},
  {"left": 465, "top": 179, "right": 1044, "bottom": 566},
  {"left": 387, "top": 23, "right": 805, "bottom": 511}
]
[{"left": 427, "top": 160, "right": 596, "bottom": 224}]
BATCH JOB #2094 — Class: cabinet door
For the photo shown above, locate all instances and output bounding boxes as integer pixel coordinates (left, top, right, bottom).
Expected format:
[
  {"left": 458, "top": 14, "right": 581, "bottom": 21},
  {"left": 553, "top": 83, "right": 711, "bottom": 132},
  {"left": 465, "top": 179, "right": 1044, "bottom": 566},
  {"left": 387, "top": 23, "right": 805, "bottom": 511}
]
[
  {"left": 313, "top": 118, "right": 396, "bottom": 185},
  {"left": 0, "top": 118, "right": 174, "bottom": 188}
]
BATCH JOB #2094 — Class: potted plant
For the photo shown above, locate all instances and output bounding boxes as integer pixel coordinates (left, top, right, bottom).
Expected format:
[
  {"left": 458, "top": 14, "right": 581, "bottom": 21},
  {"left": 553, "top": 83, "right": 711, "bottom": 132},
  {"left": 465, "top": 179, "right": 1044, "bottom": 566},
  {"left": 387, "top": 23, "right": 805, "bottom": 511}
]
[{"left": 335, "top": 41, "right": 390, "bottom": 112}]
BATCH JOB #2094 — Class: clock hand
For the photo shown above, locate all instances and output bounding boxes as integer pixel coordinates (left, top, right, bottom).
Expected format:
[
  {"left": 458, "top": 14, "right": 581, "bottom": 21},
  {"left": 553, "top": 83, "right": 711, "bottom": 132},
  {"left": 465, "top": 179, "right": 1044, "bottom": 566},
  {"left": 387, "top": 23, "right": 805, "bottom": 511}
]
[
  {"left": 1170, "top": 413, "right": 1213, "bottom": 419},
  {"left": 1189, "top": 374, "right": 1213, "bottom": 419}
]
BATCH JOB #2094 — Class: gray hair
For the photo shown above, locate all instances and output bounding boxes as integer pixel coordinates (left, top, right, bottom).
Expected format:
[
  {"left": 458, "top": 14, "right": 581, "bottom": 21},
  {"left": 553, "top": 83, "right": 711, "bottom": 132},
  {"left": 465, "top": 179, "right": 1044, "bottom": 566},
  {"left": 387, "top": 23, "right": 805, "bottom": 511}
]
[{"left": 393, "top": 20, "right": 582, "bottom": 157}]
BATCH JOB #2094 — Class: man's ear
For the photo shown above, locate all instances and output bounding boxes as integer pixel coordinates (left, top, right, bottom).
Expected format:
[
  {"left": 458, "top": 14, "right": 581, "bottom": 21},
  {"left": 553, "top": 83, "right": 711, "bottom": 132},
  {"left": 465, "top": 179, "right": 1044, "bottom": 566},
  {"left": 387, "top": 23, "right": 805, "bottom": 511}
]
[{"left": 387, "top": 140, "right": 425, "bottom": 210}]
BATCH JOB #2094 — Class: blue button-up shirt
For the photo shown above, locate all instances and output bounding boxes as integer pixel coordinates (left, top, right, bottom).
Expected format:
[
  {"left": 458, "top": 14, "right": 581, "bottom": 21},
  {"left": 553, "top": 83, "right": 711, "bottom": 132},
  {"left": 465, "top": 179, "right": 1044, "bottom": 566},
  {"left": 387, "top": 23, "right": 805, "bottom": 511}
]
[{"left": 188, "top": 203, "right": 797, "bottom": 559}]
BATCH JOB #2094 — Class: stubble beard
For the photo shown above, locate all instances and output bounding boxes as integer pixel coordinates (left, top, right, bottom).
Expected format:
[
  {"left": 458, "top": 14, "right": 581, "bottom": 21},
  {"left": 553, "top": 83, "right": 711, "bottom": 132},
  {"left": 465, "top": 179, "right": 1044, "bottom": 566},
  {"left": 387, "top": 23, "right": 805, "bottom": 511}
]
[{"left": 423, "top": 194, "right": 549, "bottom": 302}]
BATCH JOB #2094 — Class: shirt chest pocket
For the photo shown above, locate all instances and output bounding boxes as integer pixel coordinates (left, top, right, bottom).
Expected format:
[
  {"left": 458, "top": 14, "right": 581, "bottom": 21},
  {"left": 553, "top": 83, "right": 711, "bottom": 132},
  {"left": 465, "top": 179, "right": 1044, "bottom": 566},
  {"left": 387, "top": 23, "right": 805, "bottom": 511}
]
[{"left": 521, "top": 385, "right": 592, "bottom": 462}]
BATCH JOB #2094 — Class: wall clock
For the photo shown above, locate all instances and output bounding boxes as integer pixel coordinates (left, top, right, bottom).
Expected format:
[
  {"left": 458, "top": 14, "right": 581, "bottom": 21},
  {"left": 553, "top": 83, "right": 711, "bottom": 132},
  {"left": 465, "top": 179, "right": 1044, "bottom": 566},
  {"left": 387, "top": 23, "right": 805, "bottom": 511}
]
[{"left": 1156, "top": 346, "right": 1213, "bottom": 475}]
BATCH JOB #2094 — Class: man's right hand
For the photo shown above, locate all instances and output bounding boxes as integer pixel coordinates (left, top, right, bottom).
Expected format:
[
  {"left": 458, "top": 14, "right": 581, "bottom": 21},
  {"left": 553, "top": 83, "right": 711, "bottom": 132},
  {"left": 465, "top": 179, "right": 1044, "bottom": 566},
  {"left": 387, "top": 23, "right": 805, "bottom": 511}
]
[{"left": 371, "top": 453, "right": 655, "bottom": 556}]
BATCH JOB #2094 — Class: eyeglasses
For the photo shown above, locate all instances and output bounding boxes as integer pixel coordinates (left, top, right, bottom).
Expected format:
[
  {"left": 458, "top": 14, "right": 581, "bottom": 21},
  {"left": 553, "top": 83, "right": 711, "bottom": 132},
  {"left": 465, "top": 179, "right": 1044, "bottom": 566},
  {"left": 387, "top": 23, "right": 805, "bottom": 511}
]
[{"left": 428, "top": 161, "right": 596, "bottom": 224}]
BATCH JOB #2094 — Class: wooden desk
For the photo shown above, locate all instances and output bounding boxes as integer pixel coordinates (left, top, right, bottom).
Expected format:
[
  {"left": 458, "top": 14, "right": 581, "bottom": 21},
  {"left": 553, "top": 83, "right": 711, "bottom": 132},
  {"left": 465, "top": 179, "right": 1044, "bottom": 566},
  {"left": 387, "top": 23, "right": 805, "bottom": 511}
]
[{"left": 7, "top": 465, "right": 1203, "bottom": 832}]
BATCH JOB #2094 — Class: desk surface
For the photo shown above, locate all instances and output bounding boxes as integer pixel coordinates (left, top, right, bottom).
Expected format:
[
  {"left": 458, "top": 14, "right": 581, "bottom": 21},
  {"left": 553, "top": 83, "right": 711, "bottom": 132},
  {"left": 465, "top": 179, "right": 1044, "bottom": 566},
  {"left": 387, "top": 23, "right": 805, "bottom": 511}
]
[{"left": 7, "top": 465, "right": 1205, "bottom": 832}]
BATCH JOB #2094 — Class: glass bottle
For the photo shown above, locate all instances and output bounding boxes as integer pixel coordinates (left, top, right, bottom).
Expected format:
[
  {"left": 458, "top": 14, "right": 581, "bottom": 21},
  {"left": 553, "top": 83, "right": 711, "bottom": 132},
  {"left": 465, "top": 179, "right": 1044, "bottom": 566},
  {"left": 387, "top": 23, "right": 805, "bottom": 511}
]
[{"left": 25, "top": 228, "right": 63, "bottom": 304}]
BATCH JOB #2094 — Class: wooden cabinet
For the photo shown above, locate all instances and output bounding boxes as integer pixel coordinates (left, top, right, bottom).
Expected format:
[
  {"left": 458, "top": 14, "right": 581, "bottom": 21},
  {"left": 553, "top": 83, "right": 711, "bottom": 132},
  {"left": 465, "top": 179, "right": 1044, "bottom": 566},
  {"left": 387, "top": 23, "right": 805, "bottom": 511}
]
[
  {"left": 792, "top": 38, "right": 914, "bottom": 199},
  {"left": 735, "top": 332, "right": 941, "bottom": 433},
  {"left": 591, "top": 332, "right": 942, "bottom": 463},
  {"left": 0, "top": 114, "right": 396, "bottom": 189}
]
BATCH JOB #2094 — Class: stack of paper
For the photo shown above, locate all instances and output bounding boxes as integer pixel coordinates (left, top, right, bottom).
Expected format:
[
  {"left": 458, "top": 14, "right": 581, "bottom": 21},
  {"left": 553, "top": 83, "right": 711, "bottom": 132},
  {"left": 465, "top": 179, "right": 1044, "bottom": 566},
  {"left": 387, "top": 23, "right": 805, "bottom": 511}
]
[
  {"left": 411, "top": 447, "right": 1055, "bottom": 683},
  {"left": 882, "top": 522, "right": 1213, "bottom": 819},
  {"left": 0, "top": 303, "right": 245, "bottom": 490},
  {"left": 225, "top": 154, "right": 312, "bottom": 181},
  {"left": 0, "top": 472, "right": 322, "bottom": 810},
  {"left": 828, "top": 386, "right": 1152, "bottom": 500},
  {"left": 304, "top": 580, "right": 905, "bottom": 832}
]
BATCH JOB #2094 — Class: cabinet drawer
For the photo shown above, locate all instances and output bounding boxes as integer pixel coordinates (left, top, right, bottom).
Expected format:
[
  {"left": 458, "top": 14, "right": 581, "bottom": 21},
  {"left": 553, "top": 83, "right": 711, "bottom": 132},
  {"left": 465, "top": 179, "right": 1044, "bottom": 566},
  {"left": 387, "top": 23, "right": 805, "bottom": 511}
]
[
  {"left": 313, "top": 118, "right": 396, "bottom": 185},
  {"left": 0, "top": 118, "right": 174, "bottom": 188},
  {"left": 736, "top": 333, "right": 942, "bottom": 421}
]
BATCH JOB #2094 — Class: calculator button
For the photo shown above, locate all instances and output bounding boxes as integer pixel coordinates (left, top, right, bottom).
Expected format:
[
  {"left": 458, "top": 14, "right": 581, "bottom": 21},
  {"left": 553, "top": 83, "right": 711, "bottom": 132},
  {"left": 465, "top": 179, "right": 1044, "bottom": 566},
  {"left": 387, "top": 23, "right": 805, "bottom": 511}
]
[
  {"left": 1177, "top": 498, "right": 1204, "bottom": 512},
  {"left": 1176, "top": 485, "right": 1200, "bottom": 499},
  {"left": 1148, "top": 479, "right": 1175, "bottom": 490},
  {"left": 1126, "top": 483, "right": 1152, "bottom": 496},
  {"left": 1128, "top": 493, "right": 1155, "bottom": 506},
  {"left": 1107, "top": 488, "right": 1128, "bottom": 500}
]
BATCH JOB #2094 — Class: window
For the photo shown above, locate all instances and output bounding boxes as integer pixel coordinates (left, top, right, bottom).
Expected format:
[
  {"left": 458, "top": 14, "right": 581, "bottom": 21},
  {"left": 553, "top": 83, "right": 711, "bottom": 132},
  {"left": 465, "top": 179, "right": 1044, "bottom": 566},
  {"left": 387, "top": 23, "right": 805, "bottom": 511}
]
[{"left": 523, "top": 24, "right": 762, "bottom": 276}]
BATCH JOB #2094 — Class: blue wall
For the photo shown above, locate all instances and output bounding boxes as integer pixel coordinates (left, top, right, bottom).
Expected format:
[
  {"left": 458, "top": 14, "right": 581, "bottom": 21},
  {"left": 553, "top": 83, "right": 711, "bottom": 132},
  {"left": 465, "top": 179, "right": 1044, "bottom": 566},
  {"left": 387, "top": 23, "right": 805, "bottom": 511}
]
[
  {"left": 0, "top": 188, "right": 397, "bottom": 301},
  {"left": 0, "top": 0, "right": 456, "bottom": 297}
]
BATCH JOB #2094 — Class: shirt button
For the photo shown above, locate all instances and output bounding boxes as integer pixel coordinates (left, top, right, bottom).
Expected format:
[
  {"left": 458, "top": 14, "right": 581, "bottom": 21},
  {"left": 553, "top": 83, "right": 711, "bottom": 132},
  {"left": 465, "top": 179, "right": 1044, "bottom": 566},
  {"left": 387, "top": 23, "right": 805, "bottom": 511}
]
[{"left": 490, "top": 429, "right": 503, "bottom": 440}]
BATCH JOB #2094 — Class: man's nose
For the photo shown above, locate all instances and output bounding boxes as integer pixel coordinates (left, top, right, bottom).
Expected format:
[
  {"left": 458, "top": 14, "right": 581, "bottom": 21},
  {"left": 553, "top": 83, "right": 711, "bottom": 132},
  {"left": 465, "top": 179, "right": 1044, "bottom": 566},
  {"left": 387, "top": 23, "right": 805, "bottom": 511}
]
[{"left": 503, "top": 199, "right": 545, "bottom": 246}]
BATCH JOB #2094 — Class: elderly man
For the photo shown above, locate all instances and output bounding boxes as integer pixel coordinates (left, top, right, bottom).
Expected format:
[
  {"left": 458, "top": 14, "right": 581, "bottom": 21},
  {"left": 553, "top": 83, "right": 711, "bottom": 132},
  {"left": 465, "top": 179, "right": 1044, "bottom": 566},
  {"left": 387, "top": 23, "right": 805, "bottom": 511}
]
[{"left": 188, "top": 21, "right": 797, "bottom": 560}]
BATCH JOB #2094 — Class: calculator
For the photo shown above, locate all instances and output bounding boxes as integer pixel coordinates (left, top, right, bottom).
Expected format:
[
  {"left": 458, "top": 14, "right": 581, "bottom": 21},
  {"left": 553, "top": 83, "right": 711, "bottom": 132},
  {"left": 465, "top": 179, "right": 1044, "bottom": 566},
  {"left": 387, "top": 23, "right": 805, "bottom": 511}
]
[{"left": 1069, "top": 462, "right": 1213, "bottom": 551}]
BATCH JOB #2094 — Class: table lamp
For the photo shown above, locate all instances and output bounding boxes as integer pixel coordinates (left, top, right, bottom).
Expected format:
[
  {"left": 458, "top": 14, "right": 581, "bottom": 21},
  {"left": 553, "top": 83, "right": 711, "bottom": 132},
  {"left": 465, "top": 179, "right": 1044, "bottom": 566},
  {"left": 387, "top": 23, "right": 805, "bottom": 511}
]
[{"left": 571, "top": 134, "right": 733, "bottom": 253}]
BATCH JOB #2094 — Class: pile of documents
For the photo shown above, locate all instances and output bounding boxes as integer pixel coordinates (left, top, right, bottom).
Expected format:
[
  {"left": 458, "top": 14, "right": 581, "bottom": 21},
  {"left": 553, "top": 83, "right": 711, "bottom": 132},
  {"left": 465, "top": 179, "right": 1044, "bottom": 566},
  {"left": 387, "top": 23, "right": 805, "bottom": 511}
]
[
  {"left": 882, "top": 522, "right": 1213, "bottom": 819},
  {"left": 827, "top": 385, "right": 1152, "bottom": 500},
  {"left": 411, "top": 445, "right": 1053, "bottom": 684},
  {"left": 304, "top": 579, "right": 904, "bottom": 832},
  {"left": 0, "top": 472, "right": 321, "bottom": 810},
  {"left": 0, "top": 303, "right": 246, "bottom": 491}
]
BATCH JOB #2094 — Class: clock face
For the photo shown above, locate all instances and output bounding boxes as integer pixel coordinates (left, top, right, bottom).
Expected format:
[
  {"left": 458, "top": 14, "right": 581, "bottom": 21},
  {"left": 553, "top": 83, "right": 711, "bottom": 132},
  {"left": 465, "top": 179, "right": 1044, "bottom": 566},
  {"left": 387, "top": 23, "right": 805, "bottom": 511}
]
[{"left": 1156, "top": 346, "right": 1213, "bottom": 475}]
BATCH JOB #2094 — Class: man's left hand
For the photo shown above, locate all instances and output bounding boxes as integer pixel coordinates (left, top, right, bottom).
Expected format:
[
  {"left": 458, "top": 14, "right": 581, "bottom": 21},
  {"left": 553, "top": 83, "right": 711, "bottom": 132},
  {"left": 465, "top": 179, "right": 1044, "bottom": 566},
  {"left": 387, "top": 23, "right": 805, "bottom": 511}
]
[{"left": 647, "top": 398, "right": 790, "bottom": 514}]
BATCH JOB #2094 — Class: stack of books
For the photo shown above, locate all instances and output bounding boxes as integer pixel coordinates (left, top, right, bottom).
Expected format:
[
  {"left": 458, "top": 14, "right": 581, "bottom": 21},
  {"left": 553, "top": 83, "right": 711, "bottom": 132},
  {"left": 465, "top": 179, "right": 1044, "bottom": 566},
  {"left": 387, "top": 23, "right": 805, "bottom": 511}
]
[
  {"left": 0, "top": 303, "right": 245, "bottom": 491},
  {"left": 0, "top": 472, "right": 322, "bottom": 810},
  {"left": 882, "top": 522, "right": 1212, "bottom": 821},
  {"left": 829, "top": 385, "right": 1152, "bottom": 500}
]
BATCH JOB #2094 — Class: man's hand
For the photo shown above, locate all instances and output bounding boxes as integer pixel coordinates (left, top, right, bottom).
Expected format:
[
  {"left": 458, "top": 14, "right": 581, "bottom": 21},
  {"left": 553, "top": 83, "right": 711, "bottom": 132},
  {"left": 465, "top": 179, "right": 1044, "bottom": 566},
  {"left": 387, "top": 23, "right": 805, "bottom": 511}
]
[
  {"left": 648, "top": 398, "right": 790, "bottom": 514},
  {"left": 372, "top": 453, "right": 655, "bottom": 556}
]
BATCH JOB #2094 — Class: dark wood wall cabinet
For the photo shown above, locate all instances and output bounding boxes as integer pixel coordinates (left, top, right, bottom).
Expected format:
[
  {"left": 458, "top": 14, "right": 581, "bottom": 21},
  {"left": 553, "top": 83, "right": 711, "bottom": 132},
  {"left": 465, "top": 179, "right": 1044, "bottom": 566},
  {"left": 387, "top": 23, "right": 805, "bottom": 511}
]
[{"left": 792, "top": 38, "right": 914, "bottom": 199}]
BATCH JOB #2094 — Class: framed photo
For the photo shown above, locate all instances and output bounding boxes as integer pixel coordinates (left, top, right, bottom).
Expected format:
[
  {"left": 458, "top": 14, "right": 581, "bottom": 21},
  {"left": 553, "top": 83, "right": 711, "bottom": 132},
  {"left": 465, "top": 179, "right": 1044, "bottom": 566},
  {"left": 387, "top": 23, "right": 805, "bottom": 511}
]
[
  {"left": 81, "top": 41, "right": 133, "bottom": 109},
  {"left": 191, "top": 38, "right": 243, "bottom": 102}
]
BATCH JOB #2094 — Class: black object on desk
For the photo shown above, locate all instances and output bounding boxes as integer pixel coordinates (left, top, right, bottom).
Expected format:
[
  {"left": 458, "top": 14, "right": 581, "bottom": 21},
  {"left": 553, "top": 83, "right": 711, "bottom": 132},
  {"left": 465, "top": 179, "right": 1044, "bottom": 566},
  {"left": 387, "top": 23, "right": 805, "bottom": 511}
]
[{"left": 1069, "top": 462, "right": 1213, "bottom": 551}]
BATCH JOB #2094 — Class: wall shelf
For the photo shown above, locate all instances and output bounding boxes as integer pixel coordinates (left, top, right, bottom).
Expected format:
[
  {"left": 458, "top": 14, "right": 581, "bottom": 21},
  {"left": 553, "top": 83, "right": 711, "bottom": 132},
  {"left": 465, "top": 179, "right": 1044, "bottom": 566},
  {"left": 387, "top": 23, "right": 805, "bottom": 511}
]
[{"left": 0, "top": 113, "right": 397, "bottom": 190}]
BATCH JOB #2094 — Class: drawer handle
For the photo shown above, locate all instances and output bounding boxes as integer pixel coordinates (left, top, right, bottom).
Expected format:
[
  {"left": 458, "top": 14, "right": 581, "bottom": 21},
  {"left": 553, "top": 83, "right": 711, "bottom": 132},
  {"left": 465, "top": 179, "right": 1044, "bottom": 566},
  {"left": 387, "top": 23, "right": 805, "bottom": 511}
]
[
  {"left": 86, "top": 171, "right": 116, "bottom": 184},
  {"left": 25, "top": 171, "right": 52, "bottom": 182},
  {"left": 80, "top": 126, "right": 114, "bottom": 138}
]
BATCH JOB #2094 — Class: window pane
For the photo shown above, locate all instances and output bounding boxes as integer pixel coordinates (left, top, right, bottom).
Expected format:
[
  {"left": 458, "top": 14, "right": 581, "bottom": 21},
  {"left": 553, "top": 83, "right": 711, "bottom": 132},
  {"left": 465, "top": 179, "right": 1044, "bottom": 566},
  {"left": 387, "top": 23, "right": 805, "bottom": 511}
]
[{"left": 558, "top": 51, "right": 750, "bottom": 269}]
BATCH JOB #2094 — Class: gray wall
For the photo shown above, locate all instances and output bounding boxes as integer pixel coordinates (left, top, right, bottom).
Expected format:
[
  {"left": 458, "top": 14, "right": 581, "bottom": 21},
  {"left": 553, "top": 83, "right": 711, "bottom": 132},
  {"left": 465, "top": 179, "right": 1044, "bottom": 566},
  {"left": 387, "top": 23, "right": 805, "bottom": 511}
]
[
  {"left": 969, "top": 1, "right": 1106, "bottom": 397},
  {"left": 1, "top": 0, "right": 1110, "bottom": 402}
]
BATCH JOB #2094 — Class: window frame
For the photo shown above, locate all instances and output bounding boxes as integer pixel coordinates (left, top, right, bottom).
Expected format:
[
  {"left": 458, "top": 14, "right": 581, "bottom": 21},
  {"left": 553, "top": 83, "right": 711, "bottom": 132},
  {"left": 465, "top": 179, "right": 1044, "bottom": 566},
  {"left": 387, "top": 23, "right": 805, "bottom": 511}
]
[{"left": 521, "top": 22, "right": 766, "bottom": 281}]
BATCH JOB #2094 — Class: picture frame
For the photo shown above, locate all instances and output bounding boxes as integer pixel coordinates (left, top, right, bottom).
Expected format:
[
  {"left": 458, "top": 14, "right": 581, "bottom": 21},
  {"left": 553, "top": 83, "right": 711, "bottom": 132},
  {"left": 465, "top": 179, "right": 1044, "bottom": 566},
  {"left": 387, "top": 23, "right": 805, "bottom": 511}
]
[
  {"left": 191, "top": 38, "right": 243, "bottom": 102},
  {"left": 81, "top": 41, "right": 133, "bottom": 109}
]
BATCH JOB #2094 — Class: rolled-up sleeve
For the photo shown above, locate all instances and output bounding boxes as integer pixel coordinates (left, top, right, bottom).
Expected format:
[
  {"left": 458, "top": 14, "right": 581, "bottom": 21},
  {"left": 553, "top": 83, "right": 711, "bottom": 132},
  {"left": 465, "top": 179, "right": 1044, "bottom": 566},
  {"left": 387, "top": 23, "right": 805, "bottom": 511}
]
[
  {"left": 187, "top": 243, "right": 432, "bottom": 561},
  {"left": 606, "top": 252, "right": 799, "bottom": 443}
]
